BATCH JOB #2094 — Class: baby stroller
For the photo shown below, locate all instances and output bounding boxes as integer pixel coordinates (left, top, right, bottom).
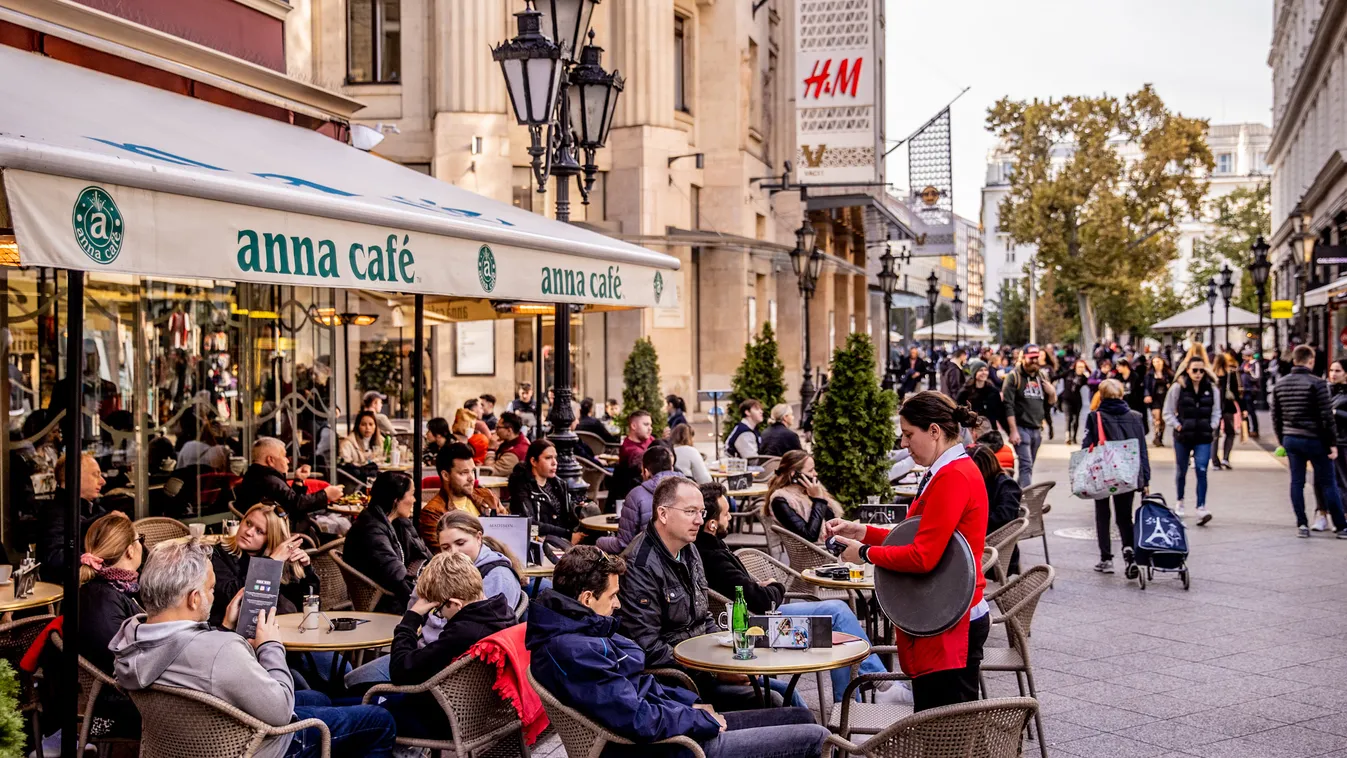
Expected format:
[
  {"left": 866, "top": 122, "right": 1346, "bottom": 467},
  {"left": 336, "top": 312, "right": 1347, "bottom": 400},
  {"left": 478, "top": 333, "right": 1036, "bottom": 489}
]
[{"left": 1131, "top": 493, "right": 1190, "bottom": 591}]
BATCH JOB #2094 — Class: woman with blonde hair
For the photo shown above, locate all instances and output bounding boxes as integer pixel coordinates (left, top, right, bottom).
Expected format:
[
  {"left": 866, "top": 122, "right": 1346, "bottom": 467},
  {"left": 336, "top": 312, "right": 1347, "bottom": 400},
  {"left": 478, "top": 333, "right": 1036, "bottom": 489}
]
[
  {"left": 436, "top": 509, "right": 523, "bottom": 609},
  {"left": 1163, "top": 344, "right": 1221, "bottom": 523},
  {"left": 765, "top": 450, "right": 843, "bottom": 542},
  {"left": 209, "top": 503, "right": 314, "bottom": 627},
  {"left": 79, "top": 512, "right": 144, "bottom": 673},
  {"left": 1082, "top": 379, "right": 1150, "bottom": 575},
  {"left": 670, "top": 423, "right": 712, "bottom": 483}
]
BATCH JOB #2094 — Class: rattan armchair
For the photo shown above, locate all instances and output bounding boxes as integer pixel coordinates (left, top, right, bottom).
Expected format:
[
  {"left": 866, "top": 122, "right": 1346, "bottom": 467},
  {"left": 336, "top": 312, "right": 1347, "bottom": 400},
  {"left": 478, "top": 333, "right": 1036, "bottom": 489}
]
[
  {"left": 829, "top": 697, "right": 1037, "bottom": 758},
  {"left": 769, "top": 526, "right": 856, "bottom": 609},
  {"left": 733, "top": 548, "right": 823, "bottom": 603},
  {"left": 981, "top": 565, "right": 1054, "bottom": 758},
  {"left": 527, "top": 667, "right": 705, "bottom": 758},
  {"left": 49, "top": 633, "right": 138, "bottom": 753},
  {"left": 128, "top": 684, "right": 330, "bottom": 757},
  {"left": 133, "top": 517, "right": 191, "bottom": 550},
  {"left": 1019, "top": 482, "right": 1056, "bottom": 566},
  {"left": 986, "top": 518, "right": 1028, "bottom": 585},
  {"left": 514, "top": 590, "right": 530, "bottom": 622},
  {"left": 362, "top": 653, "right": 528, "bottom": 758},
  {"left": 331, "top": 549, "right": 393, "bottom": 612},
  {"left": 981, "top": 545, "right": 999, "bottom": 577},
  {"left": 306, "top": 538, "right": 353, "bottom": 611},
  {"left": 1, "top": 614, "right": 53, "bottom": 751}
]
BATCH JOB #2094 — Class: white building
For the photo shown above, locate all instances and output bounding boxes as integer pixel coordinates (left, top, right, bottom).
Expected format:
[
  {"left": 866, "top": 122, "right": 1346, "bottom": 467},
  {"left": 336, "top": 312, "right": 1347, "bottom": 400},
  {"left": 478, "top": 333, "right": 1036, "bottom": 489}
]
[{"left": 980, "top": 123, "right": 1270, "bottom": 310}]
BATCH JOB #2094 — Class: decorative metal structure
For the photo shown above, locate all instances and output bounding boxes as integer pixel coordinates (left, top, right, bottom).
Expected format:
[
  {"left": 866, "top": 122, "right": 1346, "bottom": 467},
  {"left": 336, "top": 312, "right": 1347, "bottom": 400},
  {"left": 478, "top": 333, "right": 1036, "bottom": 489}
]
[
  {"left": 1219, "top": 263, "right": 1234, "bottom": 352},
  {"left": 1206, "top": 277, "right": 1218, "bottom": 350},
  {"left": 791, "top": 219, "right": 823, "bottom": 426},
  {"left": 952, "top": 284, "right": 964, "bottom": 346},
  {"left": 494, "top": 0, "right": 621, "bottom": 505},
  {"left": 926, "top": 271, "right": 940, "bottom": 389},
  {"left": 878, "top": 248, "right": 900, "bottom": 390},
  {"left": 1250, "top": 235, "right": 1271, "bottom": 358}
]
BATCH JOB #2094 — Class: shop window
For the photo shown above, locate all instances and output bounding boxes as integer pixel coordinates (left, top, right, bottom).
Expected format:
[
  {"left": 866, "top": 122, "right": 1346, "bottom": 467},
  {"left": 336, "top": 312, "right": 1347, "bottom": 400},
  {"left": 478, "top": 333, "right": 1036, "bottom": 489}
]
[{"left": 348, "top": 0, "right": 401, "bottom": 84}]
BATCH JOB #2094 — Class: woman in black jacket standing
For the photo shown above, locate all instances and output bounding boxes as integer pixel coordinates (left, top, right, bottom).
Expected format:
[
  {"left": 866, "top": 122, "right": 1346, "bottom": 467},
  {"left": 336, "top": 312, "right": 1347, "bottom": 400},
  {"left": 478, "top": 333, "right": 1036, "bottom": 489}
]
[
  {"left": 345, "top": 471, "right": 432, "bottom": 612},
  {"left": 1211, "top": 352, "right": 1242, "bottom": 470},
  {"left": 1144, "top": 356, "right": 1173, "bottom": 448},
  {"left": 508, "top": 439, "right": 583, "bottom": 542},
  {"left": 957, "top": 361, "right": 1007, "bottom": 433},
  {"left": 1324, "top": 360, "right": 1347, "bottom": 532},
  {"left": 1061, "top": 359, "right": 1090, "bottom": 445},
  {"left": 1082, "top": 379, "right": 1150, "bottom": 576}
]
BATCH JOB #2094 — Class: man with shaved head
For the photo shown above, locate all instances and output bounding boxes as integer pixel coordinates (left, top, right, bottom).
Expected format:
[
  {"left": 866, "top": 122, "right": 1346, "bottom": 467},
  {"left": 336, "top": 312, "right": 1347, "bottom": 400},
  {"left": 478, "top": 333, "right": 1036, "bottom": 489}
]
[{"left": 234, "top": 437, "right": 343, "bottom": 537}]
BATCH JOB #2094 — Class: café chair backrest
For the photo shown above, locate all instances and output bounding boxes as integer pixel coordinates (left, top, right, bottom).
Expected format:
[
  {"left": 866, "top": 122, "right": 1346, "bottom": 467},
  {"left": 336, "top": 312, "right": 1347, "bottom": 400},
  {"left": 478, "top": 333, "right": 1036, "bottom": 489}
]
[
  {"left": 330, "top": 549, "right": 391, "bottom": 613},
  {"left": 514, "top": 591, "right": 530, "bottom": 622},
  {"left": 306, "top": 538, "right": 353, "bottom": 611},
  {"left": 829, "top": 697, "right": 1036, "bottom": 758},
  {"left": 987, "top": 518, "right": 1028, "bottom": 584},
  {"left": 527, "top": 667, "right": 705, "bottom": 758},
  {"left": 129, "top": 684, "right": 330, "bottom": 758},
  {"left": 575, "top": 431, "right": 608, "bottom": 458},
  {"left": 49, "top": 633, "right": 136, "bottom": 751},
  {"left": 133, "top": 517, "right": 191, "bottom": 550}
]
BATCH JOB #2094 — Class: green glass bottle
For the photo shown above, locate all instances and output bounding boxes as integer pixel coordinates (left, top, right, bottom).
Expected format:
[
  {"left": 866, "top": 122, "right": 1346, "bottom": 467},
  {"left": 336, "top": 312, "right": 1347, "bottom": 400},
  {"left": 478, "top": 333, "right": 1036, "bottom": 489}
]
[{"left": 731, "top": 585, "right": 748, "bottom": 637}]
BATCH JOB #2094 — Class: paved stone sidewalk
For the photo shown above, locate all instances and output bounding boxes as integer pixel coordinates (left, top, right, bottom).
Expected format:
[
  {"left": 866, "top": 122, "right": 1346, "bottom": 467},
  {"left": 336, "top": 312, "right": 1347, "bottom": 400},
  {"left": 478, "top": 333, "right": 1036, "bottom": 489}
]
[{"left": 531, "top": 422, "right": 1347, "bottom": 758}]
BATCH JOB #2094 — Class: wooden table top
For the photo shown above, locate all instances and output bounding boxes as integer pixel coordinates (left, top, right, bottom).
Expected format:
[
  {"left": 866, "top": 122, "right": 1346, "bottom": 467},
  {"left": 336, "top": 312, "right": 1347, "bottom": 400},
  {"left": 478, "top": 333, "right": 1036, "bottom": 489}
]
[
  {"left": 673, "top": 632, "right": 870, "bottom": 676},
  {"left": 477, "top": 476, "right": 509, "bottom": 490},
  {"left": 580, "top": 514, "right": 620, "bottom": 532},
  {"left": 597, "top": 454, "right": 619, "bottom": 465},
  {"left": 0, "top": 581, "right": 63, "bottom": 613},
  {"left": 276, "top": 611, "right": 399, "bottom": 651},
  {"left": 729, "top": 484, "right": 769, "bottom": 498},
  {"left": 800, "top": 566, "right": 876, "bottom": 591},
  {"left": 521, "top": 563, "right": 554, "bottom": 578},
  {"left": 710, "top": 467, "right": 765, "bottom": 478}
]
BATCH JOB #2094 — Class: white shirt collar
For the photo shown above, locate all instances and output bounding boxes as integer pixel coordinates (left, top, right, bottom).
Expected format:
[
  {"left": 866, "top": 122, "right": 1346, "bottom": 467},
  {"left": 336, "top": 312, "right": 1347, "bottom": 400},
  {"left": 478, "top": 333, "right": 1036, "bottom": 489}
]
[{"left": 923, "top": 443, "right": 968, "bottom": 485}]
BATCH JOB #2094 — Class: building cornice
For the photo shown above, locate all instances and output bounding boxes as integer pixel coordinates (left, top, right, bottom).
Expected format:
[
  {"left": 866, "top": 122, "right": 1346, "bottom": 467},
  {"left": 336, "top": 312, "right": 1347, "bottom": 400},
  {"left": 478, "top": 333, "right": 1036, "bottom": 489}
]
[
  {"left": 230, "top": 0, "right": 290, "bottom": 21},
  {"left": 1269, "top": 0, "right": 1347, "bottom": 161},
  {"left": 0, "top": 0, "right": 365, "bottom": 120}
]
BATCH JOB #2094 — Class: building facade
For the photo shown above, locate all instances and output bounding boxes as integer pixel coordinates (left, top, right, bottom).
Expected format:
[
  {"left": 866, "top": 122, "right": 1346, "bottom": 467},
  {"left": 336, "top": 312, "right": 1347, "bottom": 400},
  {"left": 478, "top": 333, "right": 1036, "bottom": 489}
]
[{"left": 291, "top": 0, "right": 905, "bottom": 414}]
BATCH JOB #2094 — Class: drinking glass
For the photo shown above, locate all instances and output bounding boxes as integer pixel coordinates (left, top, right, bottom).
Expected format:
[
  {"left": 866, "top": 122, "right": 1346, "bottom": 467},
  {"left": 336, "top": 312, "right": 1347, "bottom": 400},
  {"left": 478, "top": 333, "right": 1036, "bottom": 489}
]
[
  {"left": 732, "top": 631, "right": 756, "bottom": 660},
  {"left": 847, "top": 563, "right": 864, "bottom": 582}
]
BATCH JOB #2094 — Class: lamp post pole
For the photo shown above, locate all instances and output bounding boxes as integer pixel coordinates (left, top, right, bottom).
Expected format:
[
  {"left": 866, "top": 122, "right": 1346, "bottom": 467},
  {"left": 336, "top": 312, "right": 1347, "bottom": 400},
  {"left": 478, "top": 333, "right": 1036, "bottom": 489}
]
[
  {"left": 1206, "top": 278, "right": 1218, "bottom": 352},
  {"left": 790, "top": 219, "right": 821, "bottom": 427},
  {"left": 1250, "top": 236, "right": 1272, "bottom": 410},
  {"left": 878, "top": 247, "right": 901, "bottom": 391},
  {"left": 1219, "top": 263, "right": 1234, "bottom": 354},
  {"left": 952, "top": 285, "right": 964, "bottom": 348},
  {"left": 926, "top": 271, "right": 939, "bottom": 390}
]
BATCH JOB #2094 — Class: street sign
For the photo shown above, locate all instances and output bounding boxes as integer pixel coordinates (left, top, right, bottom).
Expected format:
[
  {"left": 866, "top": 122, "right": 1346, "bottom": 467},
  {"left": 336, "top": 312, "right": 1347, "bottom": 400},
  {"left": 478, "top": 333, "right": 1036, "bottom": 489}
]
[{"left": 1271, "top": 300, "right": 1294, "bottom": 319}]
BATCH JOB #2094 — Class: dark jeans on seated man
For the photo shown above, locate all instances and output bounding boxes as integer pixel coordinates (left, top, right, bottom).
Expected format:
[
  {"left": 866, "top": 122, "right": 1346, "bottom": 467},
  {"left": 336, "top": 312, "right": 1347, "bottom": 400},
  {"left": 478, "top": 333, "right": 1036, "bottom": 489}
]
[
  {"left": 288, "top": 690, "right": 396, "bottom": 758},
  {"left": 607, "top": 707, "right": 827, "bottom": 758}
]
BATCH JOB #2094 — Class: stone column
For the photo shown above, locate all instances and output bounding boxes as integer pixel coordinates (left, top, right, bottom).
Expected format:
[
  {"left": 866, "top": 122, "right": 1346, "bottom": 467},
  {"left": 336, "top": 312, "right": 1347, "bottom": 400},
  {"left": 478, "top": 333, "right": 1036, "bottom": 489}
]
[
  {"left": 609, "top": 0, "right": 676, "bottom": 129},
  {"left": 432, "top": 0, "right": 513, "bottom": 202}
]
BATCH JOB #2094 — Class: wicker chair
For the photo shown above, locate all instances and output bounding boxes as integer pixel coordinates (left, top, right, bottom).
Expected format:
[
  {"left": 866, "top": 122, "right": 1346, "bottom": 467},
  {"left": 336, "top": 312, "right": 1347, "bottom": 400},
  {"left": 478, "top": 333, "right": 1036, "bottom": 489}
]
[
  {"left": 49, "top": 633, "right": 138, "bottom": 754},
  {"left": 576, "top": 456, "right": 609, "bottom": 507},
  {"left": 575, "top": 431, "right": 609, "bottom": 458},
  {"left": 733, "top": 548, "right": 823, "bottom": 603},
  {"left": 1, "top": 614, "right": 53, "bottom": 751},
  {"left": 133, "top": 517, "right": 191, "bottom": 550},
  {"left": 751, "top": 456, "right": 781, "bottom": 482},
  {"left": 770, "top": 526, "right": 855, "bottom": 608},
  {"left": 707, "top": 588, "right": 730, "bottom": 621},
  {"left": 980, "top": 565, "right": 1055, "bottom": 758},
  {"left": 981, "top": 545, "right": 999, "bottom": 577},
  {"left": 986, "top": 518, "right": 1028, "bottom": 585},
  {"left": 1019, "top": 481, "right": 1055, "bottom": 560},
  {"left": 527, "top": 667, "right": 706, "bottom": 758},
  {"left": 830, "top": 697, "right": 1037, "bottom": 758},
  {"left": 514, "top": 591, "right": 530, "bottom": 622},
  {"left": 306, "top": 539, "right": 353, "bottom": 611},
  {"left": 362, "top": 653, "right": 528, "bottom": 758},
  {"left": 331, "top": 549, "right": 393, "bottom": 612},
  {"left": 128, "top": 684, "right": 330, "bottom": 757}
]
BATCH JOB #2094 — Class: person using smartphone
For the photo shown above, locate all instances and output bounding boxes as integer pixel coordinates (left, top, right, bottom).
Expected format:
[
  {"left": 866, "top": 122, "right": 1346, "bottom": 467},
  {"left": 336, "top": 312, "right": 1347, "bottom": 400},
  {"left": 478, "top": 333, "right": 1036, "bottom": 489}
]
[{"left": 763, "top": 451, "right": 842, "bottom": 542}]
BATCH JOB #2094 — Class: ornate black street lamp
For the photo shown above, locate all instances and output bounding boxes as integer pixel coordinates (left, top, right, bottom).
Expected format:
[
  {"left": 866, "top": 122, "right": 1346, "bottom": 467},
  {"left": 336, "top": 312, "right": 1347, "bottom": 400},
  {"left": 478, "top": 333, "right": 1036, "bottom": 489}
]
[
  {"left": 878, "top": 248, "right": 899, "bottom": 390},
  {"left": 791, "top": 219, "right": 823, "bottom": 426},
  {"left": 952, "top": 284, "right": 964, "bottom": 347},
  {"left": 1206, "top": 277, "right": 1218, "bottom": 351},
  {"left": 1219, "top": 263, "right": 1234, "bottom": 353},
  {"left": 1250, "top": 235, "right": 1271, "bottom": 358},
  {"left": 926, "top": 271, "right": 940, "bottom": 390},
  {"left": 494, "top": 0, "right": 621, "bottom": 507}
]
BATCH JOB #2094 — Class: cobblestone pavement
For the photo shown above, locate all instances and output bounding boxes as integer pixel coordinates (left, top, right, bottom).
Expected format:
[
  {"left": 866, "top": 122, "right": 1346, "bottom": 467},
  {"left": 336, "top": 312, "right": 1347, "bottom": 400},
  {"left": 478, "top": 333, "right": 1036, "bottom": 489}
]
[{"left": 532, "top": 415, "right": 1347, "bottom": 758}]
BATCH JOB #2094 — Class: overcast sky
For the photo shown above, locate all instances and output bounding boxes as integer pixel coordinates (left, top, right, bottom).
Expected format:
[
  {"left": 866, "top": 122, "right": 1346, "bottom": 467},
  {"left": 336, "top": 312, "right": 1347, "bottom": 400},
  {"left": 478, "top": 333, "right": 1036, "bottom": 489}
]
[{"left": 882, "top": 0, "right": 1274, "bottom": 220}]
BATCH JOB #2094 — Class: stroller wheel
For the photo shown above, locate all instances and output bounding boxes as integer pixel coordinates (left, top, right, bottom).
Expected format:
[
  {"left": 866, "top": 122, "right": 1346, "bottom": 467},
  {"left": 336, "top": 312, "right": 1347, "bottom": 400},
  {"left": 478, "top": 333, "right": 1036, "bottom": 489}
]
[
  {"left": 1181, "top": 569, "right": 1190, "bottom": 591},
  {"left": 1137, "top": 568, "right": 1146, "bottom": 590}
]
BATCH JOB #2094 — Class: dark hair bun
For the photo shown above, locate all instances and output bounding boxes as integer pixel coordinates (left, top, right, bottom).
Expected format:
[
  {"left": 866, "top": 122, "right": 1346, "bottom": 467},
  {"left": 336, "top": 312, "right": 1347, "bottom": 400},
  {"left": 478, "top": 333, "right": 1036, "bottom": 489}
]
[{"left": 951, "top": 404, "right": 980, "bottom": 428}]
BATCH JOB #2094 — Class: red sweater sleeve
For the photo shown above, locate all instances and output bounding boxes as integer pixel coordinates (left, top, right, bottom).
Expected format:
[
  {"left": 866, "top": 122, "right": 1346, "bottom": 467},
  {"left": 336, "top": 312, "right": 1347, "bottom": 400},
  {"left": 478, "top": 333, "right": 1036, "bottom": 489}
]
[{"left": 865, "top": 470, "right": 968, "bottom": 574}]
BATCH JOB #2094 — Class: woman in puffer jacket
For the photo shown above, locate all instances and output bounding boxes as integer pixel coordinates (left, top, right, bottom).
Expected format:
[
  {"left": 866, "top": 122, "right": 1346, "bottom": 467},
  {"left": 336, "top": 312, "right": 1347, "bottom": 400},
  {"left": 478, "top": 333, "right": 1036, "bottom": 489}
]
[{"left": 1082, "top": 379, "right": 1150, "bottom": 577}]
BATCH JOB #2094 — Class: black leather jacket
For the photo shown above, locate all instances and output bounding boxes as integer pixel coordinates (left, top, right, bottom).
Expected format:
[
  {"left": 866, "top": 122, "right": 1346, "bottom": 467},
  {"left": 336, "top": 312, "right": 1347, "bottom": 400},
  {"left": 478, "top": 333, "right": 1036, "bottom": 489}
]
[
  {"left": 234, "top": 464, "right": 331, "bottom": 537},
  {"left": 616, "top": 523, "right": 716, "bottom": 668},
  {"left": 344, "top": 505, "right": 432, "bottom": 612}
]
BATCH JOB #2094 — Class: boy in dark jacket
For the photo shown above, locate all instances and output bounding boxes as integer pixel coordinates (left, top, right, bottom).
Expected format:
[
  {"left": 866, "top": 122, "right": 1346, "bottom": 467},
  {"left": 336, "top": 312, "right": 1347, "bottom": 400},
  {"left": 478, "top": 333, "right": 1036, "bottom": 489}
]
[
  {"left": 382, "top": 551, "right": 516, "bottom": 737},
  {"left": 526, "top": 546, "right": 830, "bottom": 758}
]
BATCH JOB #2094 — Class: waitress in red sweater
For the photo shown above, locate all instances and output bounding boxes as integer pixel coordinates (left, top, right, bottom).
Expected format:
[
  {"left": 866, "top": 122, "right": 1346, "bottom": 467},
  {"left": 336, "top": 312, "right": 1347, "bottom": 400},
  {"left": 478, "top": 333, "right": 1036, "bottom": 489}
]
[{"left": 825, "top": 391, "right": 990, "bottom": 712}]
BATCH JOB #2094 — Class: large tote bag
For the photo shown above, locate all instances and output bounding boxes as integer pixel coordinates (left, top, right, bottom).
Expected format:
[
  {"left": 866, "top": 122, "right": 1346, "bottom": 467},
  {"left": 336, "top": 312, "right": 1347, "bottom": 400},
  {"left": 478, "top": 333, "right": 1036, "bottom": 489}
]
[{"left": 1068, "top": 412, "right": 1141, "bottom": 500}]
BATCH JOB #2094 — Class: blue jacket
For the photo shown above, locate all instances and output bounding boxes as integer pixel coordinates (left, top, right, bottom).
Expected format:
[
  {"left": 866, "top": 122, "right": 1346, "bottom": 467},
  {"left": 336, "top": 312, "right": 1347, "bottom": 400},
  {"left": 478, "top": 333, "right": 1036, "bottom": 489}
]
[
  {"left": 596, "top": 470, "right": 683, "bottom": 555},
  {"left": 525, "top": 589, "right": 721, "bottom": 744}
]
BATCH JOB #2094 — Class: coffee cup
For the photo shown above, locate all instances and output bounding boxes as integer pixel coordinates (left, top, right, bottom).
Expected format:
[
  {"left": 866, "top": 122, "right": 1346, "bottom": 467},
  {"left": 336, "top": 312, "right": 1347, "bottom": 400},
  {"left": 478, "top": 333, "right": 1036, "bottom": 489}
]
[
  {"left": 0, "top": 565, "right": 13, "bottom": 584},
  {"left": 188, "top": 523, "right": 206, "bottom": 539}
]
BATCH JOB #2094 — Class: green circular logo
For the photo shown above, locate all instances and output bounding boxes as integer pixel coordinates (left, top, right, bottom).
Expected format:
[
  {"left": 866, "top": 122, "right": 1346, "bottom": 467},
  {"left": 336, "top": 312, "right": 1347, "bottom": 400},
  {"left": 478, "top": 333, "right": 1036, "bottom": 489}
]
[
  {"left": 654, "top": 271, "right": 664, "bottom": 304},
  {"left": 477, "top": 244, "right": 497, "bottom": 293},
  {"left": 71, "top": 186, "right": 124, "bottom": 265}
]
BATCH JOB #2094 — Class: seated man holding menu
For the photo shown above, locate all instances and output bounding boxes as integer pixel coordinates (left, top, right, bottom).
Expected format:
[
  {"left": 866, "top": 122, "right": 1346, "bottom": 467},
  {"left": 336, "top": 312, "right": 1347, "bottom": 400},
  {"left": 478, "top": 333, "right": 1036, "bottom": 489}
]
[{"left": 527, "top": 545, "right": 830, "bottom": 758}]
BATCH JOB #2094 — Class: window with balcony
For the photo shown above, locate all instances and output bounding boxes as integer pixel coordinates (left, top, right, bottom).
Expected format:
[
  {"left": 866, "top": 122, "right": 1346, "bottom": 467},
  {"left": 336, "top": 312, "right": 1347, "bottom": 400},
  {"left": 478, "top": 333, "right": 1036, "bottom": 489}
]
[{"left": 348, "top": 0, "right": 401, "bottom": 84}]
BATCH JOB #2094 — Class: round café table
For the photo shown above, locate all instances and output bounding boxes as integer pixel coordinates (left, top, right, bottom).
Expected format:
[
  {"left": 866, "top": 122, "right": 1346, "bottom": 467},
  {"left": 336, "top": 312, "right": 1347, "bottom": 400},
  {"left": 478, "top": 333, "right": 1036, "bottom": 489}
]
[
  {"left": 673, "top": 632, "right": 871, "bottom": 722},
  {"left": 799, "top": 566, "right": 889, "bottom": 645},
  {"left": 477, "top": 476, "right": 509, "bottom": 490},
  {"left": 521, "top": 563, "right": 554, "bottom": 578},
  {"left": 278, "top": 611, "right": 399, "bottom": 682},
  {"left": 580, "top": 514, "right": 620, "bottom": 533},
  {"left": 0, "top": 581, "right": 62, "bottom": 615},
  {"left": 728, "top": 484, "right": 769, "bottom": 499}
]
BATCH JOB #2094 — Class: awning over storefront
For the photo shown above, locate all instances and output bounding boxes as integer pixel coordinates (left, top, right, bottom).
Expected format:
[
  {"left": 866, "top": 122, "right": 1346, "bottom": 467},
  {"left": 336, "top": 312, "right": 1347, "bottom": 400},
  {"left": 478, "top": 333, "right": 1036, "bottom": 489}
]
[
  {"left": 0, "top": 45, "right": 679, "bottom": 307},
  {"left": 1304, "top": 276, "right": 1347, "bottom": 308}
]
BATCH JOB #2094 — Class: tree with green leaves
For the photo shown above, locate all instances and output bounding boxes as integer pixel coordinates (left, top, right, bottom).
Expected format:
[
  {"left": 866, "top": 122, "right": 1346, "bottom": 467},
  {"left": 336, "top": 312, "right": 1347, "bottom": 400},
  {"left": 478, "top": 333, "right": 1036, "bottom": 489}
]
[
  {"left": 986, "top": 279, "right": 1030, "bottom": 345},
  {"left": 620, "top": 337, "right": 667, "bottom": 437},
  {"left": 934, "top": 302, "right": 954, "bottom": 324},
  {"left": 0, "top": 660, "right": 24, "bottom": 758},
  {"left": 811, "top": 333, "right": 896, "bottom": 509},
  {"left": 724, "top": 323, "right": 788, "bottom": 437},
  {"left": 988, "top": 86, "right": 1213, "bottom": 349},
  {"left": 1185, "top": 183, "right": 1270, "bottom": 313}
]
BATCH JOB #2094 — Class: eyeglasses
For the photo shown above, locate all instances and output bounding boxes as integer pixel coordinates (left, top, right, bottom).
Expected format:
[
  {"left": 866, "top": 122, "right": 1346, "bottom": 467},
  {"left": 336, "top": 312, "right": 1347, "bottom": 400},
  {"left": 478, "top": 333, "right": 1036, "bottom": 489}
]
[
  {"left": 668, "top": 507, "right": 707, "bottom": 519},
  {"left": 136, "top": 534, "right": 147, "bottom": 548}
]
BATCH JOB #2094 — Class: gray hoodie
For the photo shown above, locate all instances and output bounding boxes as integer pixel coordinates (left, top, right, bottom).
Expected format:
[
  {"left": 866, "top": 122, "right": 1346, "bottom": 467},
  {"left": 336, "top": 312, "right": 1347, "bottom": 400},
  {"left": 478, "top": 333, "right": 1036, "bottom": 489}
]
[{"left": 110, "top": 615, "right": 297, "bottom": 758}]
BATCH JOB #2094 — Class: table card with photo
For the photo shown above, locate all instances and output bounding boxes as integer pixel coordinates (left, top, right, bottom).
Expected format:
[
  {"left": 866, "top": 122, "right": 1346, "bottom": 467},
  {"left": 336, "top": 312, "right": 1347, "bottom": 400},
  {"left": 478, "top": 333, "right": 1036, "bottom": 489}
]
[{"left": 748, "top": 615, "right": 832, "bottom": 649}]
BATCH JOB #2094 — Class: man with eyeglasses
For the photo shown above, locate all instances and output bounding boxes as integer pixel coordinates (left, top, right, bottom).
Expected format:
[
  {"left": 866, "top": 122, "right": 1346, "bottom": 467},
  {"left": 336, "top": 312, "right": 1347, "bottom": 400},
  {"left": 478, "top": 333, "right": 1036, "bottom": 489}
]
[{"left": 617, "top": 477, "right": 802, "bottom": 710}]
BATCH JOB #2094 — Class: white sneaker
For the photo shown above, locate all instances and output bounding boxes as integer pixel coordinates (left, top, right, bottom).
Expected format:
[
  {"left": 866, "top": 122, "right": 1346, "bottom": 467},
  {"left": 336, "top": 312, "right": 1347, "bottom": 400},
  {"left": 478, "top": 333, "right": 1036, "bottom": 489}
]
[
  {"left": 1312, "top": 514, "right": 1329, "bottom": 531},
  {"left": 874, "top": 680, "right": 914, "bottom": 704},
  {"left": 1174, "top": 502, "right": 1185, "bottom": 518},
  {"left": 1196, "top": 506, "right": 1212, "bottom": 526}
]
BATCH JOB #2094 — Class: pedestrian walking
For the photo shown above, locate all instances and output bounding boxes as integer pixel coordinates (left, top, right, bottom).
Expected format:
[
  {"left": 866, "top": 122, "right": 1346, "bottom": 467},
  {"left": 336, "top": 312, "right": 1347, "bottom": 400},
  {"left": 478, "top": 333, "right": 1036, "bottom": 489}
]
[
  {"left": 898, "top": 347, "right": 929, "bottom": 401},
  {"left": 1002, "top": 344, "right": 1057, "bottom": 487},
  {"left": 1116, "top": 357, "right": 1150, "bottom": 435},
  {"left": 1318, "top": 359, "right": 1347, "bottom": 532},
  {"left": 1082, "top": 379, "right": 1149, "bottom": 575},
  {"left": 1212, "top": 352, "right": 1242, "bottom": 470},
  {"left": 940, "top": 348, "right": 969, "bottom": 399},
  {"left": 1061, "top": 359, "right": 1089, "bottom": 445},
  {"left": 1145, "top": 356, "right": 1173, "bottom": 448},
  {"left": 956, "top": 360, "right": 1007, "bottom": 433},
  {"left": 1272, "top": 345, "right": 1347, "bottom": 538},
  {"left": 1240, "top": 353, "right": 1262, "bottom": 437},
  {"left": 1163, "top": 345, "right": 1220, "bottom": 524}
]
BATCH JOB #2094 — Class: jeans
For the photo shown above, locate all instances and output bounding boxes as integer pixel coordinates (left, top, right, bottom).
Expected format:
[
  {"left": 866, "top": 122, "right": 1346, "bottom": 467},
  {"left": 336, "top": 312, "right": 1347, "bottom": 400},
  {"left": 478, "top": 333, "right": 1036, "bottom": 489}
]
[
  {"left": 1242, "top": 391, "right": 1261, "bottom": 434},
  {"left": 1172, "top": 439, "right": 1211, "bottom": 507},
  {"left": 779, "top": 600, "right": 886, "bottom": 702},
  {"left": 344, "top": 654, "right": 391, "bottom": 690},
  {"left": 693, "top": 707, "right": 830, "bottom": 758},
  {"left": 1284, "top": 436, "right": 1347, "bottom": 530},
  {"left": 288, "top": 690, "right": 396, "bottom": 758},
  {"left": 1094, "top": 491, "right": 1135, "bottom": 561},
  {"left": 1013, "top": 428, "right": 1042, "bottom": 487}
]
